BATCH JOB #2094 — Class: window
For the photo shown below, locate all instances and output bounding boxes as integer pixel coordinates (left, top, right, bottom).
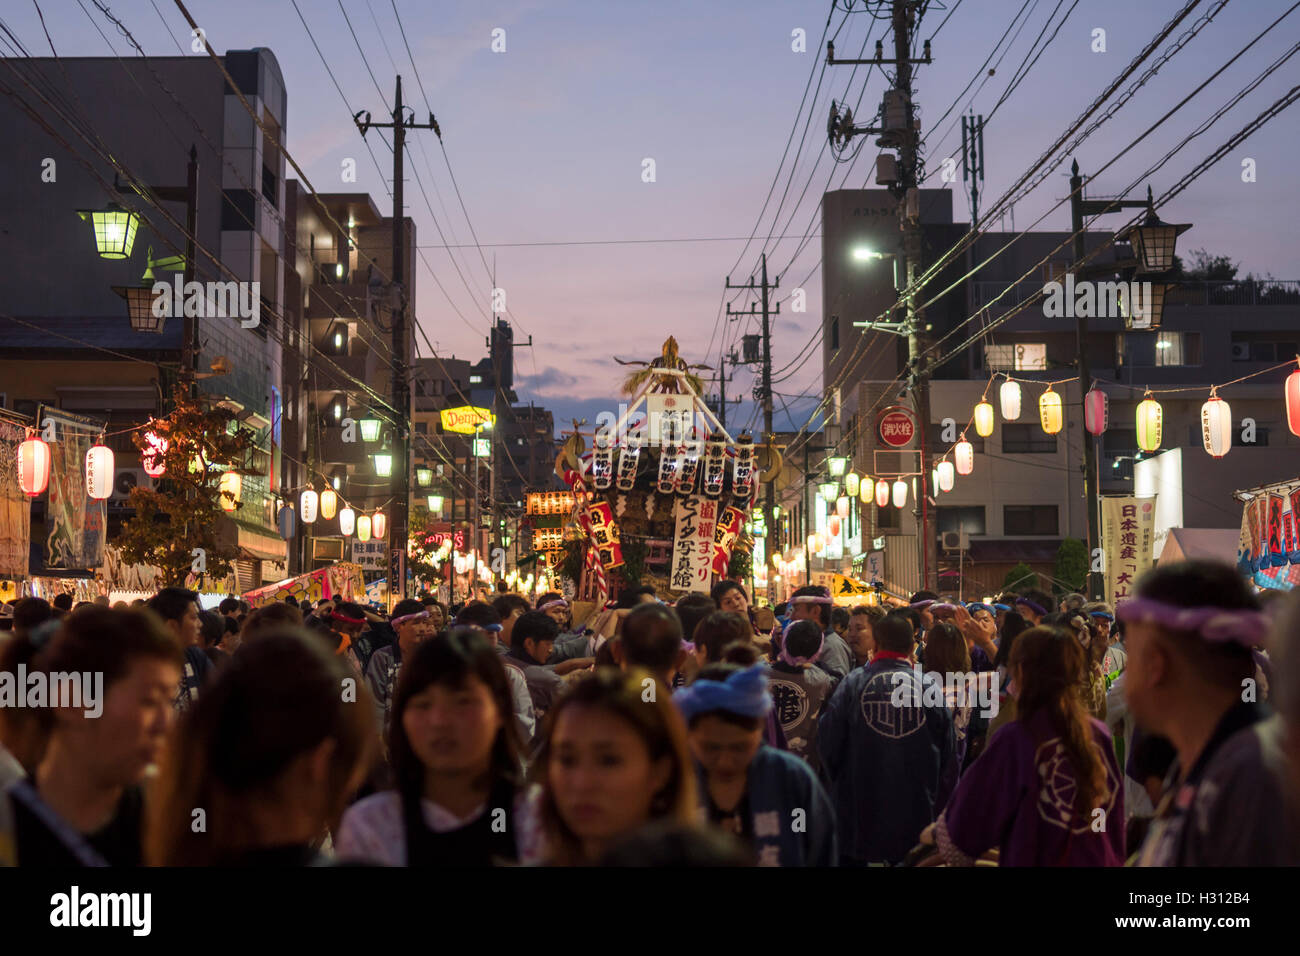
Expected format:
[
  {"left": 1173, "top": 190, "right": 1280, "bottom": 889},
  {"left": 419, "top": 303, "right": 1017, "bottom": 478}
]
[
  {"left": 1119, "top": 332, "right": 1201, "bottom": 367},
  {"left": 985, "top": 343, "right": 1047, "bottom": 371},
  {"left": 261, "top": 165, "right": 278, "bottom": 209},
  {"left": 937, "top": 506, "right": 986, "bottom": 536},
  {"left": 1004, "top": 505, "right": 1057, "bottom": 536},
  {"left": 469, "top": 375, "right": 483, "bottom": 384},
  {"left": 1002, "top": 424, "right": 1056, "bottom": 454},
  {"left": 221, "top": 189, "right": 256, "bottom": 231},
  {"left": 1230, "top": 333, "right": 1299, "bottom": 362},
  {"left": 414, "top": 422, "right": 427, "bottom": 435}
]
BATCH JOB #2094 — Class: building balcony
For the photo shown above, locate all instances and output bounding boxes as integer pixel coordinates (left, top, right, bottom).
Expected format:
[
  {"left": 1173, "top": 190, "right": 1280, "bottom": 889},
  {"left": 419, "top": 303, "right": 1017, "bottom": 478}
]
[{"left": 305, "top": 282, "right": 373, "bottom": 322}]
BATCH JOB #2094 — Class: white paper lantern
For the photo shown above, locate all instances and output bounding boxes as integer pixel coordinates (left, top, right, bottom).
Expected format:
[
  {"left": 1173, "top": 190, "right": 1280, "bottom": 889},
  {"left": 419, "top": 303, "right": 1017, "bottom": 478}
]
[
  {"left": 357, "top": 515, "right": 372, "bottom": 542},
  {"left": 936, "top": 460, "right": 955, "bottom": 493},
  {"left": 1201, "top": 393, "right": 1232, "bottom": 458},
  {"left": 875, "top": 478, "right": 890, "bottom": 508},
  {"left": 372, "top": 510, "right": 387, "bottom": 539},
  {"left": 320, "top": 488, "right": 338, "bottom": 520},
  {"left": 892, "top": 479, "right": 907, "bottom": 509},
  {"left": 85, "top": 444, "right": 114, "bottom": 500},
  {"left": 836, "top": 495, "right": 850, "bottom": 518},
  {"left": 1000, "top": 380, "right": 1022, "bottom": 420},
  {"left": 954, "top": 437, "right": 974, "bottom": 476},
  {"left": 339, "top": 506, "right": 356, "bottom": 536},
  {"left": 300, "top": 489, "right": 319, "bottom": 524}
]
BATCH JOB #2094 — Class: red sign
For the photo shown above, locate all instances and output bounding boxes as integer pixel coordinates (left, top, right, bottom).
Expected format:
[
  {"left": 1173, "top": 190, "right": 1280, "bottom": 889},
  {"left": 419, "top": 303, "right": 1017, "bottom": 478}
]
[{"left": 878, "top": 406, "right": 917, "bottom": 447}]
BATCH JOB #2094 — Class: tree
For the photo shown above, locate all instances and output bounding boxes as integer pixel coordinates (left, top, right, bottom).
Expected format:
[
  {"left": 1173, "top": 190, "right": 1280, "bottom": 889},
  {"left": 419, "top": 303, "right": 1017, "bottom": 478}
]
[
  {"left": 1171, "top": 248, "right": 1239, "bottom": 281},
  {"left": 1053, "top": 538, "right": 1088, "bottom": 597},
  {"left": 112, "top": 386, "right": 257, "bottom": 587},
  {"left": 1002, "top": 562, "right": 1038, "bottom": 592}
]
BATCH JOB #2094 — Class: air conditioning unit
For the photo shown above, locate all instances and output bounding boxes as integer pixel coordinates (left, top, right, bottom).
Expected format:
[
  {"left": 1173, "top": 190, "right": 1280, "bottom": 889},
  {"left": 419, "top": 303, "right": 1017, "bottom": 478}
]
[
  {"left": 1230, "top": 342, "right": 1250, "bottom": 361},
  {"left": 110, "top": 468, "right": 152, "bottom": 503},
  {"left": 941, "top": 530, "right": 969, "bottom": 552}
]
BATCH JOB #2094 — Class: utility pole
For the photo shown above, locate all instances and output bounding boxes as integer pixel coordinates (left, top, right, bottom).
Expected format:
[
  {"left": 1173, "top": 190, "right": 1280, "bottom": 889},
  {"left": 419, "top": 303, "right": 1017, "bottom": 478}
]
[
  {"left": 354, "top": 77, "right": 439, "bottom": 602},
  {"left": 727, "top": 252, "right": 779, "bottom": 602},
  {"left": 712, "top": 348, "right": 741, "bottom": 429}
]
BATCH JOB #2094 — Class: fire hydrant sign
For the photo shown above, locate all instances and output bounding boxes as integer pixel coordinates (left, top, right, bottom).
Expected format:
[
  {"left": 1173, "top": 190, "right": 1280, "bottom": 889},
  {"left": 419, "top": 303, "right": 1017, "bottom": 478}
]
[
  {"left": 671, "top": 495, "right": 715, "bottom": 593},
  {"left": 1101, "top": 496, "right": 1156, "bottom": 607}
]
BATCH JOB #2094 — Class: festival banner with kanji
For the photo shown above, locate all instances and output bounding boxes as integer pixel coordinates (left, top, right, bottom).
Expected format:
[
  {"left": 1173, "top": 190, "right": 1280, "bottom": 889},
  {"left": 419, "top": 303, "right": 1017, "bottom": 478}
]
[
  {"left": 0, "top": 417, "right": 31, "bottom": 579},
  {"left": 1102, "top": 496, "right": 1156, "bottom": 607},
  {"left": 710, "top": 505, "right": 745, "bottom": 576},
  {"left": 585, "top": 500, "right": 624, "bottom": 571},
  {"left": 1236, "top": 479, "right": 1300, "bottom": 591},
  {"left": 670, "top": 495, "right": 714, "bottom": 593},
  {"left": 36, "top": 407, "right": 106, "bottom": 573}
]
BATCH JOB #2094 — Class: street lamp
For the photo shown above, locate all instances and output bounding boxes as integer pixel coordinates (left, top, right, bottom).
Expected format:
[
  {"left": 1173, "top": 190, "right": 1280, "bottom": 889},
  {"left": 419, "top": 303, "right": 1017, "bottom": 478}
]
[
  {"left": 359, "top": 418, "right": 382, "bottom": 442},
  {"left": 819, "top": 481, "right": 839, "bottom": 503},
  {"left": 826, "top": 456, "right": 848, "bottom": 478},
  {"left": 1117, "top": 188, "right": 1192, "bottom": 274},
  {"left": 416, "top": 467, "right": 433, "bottom": 487},
  {"left": 427, "top": 494, "right": 444, "bottom": 513},
  {"left": 373, "top": 453, "right": 393, "bottom": 477},
  {"left": 78, "top": 202, "right": 140, "bottom": 259}
]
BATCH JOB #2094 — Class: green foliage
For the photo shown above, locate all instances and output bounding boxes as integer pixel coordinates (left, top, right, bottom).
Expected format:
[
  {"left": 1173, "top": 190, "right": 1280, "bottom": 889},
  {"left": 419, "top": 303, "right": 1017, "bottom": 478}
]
[
  {"left": 727, "top": 547, "right": 752, "bottom": 581},
  {"left": 615, "top": 538, "right": 648, "bottom": 588},
  {"left": 1053, "top": 538, "right": 1088, "bottom": 597},
  {"left": 1002, "top": 561, "right": 1038, "bottom": 592},
  {"left": 1171, "top": 248, "right": 1238, "bottom": 281},
  {"left": 561, "top": 537, "right": 586, "bottom": 585}
]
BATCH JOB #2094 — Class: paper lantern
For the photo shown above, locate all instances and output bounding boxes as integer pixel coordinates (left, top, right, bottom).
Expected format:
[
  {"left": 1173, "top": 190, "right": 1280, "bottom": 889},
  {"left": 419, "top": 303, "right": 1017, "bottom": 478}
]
[
  {"left": 1084, "top": 387, "right": 1108, "bottom": 436},
  {"left": 859, "top": 476, "right": 875, "bottom": 504},
  {"left": 1039, "top": 387, "right": 1063, "bottom": 435},
  {"left": 845, "top": 472, "right": 860, "bottom": 497},
  {"left": 142, "top": 431, "right": 167, "bottom": 477},
  {"left": 1000, "top": 380, "right": 1022, "bottom": 420},
  {"left": 836, "top": 495, "right": 850, "bottom": 518},
  {"left": 320, "top": 488, "right": 338, "bottom": 520},
  {"left": 372, "top": 510, "right": 387, "bottom": 539},
  {"left": 875, "top": 479, "right": 890, "bottom": 508},
  {"left": 973, "top": 400, "right": 994, "bottom": 437},
  {"left": 85, "top": 444, "right": 114, "bottom": 500},
  {"left": 1136, "top": 392, "right": 1163, "bottom": 452},
  {"left": 954, "top": 436, "right": 974, "bottom": 476},
  {"left": 17, "top": 437, "right": 50, "bottom": 497},
  {"left": 1201, "top": 393, "right": 1231, "bottom": 458},
  {"left": 892, "top": 479, "right": 908, "bottom": 509},
  {"left": 339, "top": 506, "right": 356, "bottom": 536},
  {"left": 219, "top": 471, "right": 241, "bottom": 512},
  {"left": 277, "top": 503, "right": 296, "bottom": 539},
  {"left": 357, "top": 515, "right": 372, "bottom": 542},
  {"left": 829, "top": 516, "right": 841, "bottom": 537},
  {"left": 936, "top": 460, "right": 955, "bottom": 493},
  {"left": 1286, "top": 367, "right": 1300, "bottom": 437},
  {"left": 300, "top": 489, "right": 319, "bottom": 524}
]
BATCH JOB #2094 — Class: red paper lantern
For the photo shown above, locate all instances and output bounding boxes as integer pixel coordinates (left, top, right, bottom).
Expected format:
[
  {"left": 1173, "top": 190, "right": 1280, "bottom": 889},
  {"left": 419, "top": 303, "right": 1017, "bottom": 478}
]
[
  {"left": 17, "top": 437, "right": 50, "bottom": 497},
  {"left": 142, "top": 431, "right": 168, "bottom": 478},
  {"left": 1084, "top": 387, "right": 1108, "bottom": 436},
  {"left": 1287, "top": 366, "right": 1300, "bottom": 437}
]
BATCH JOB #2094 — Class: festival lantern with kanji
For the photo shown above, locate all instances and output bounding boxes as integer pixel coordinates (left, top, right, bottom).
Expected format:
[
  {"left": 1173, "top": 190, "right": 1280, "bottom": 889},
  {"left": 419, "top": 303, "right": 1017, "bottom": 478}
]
[
  {"left": 1039, "top": 386, "right": 1063, "bottom": 435},
  {"left": 701, "top": 434, "right": 726, "bottom": 497},
  {"left": 675, "top": 440, "right": 703, "bottom": 494},
  {"left": 1084, "top": 387, "right": 1108, "bottom": 436},
  {"left": 590, "top": 435, "right": 614, "bottom": 490},
  {"left": 657, "top": 443, "right": 681, "bottom": 494},
  {"left": 936, "top": 460, "right": 955, "bottom": 493},
  {"left": 1201, "top": 390, "right": 1232, "bottom": 459},
  {"left": 357, "top": 515, "right": 372, "bottom": 542},
  {"left": 1000, "top": 380, "right": 1022, "bottom": 420},
  {"left": 17, "top": 435, "right": 50, "bottom": 497},
  {"left": 85, "top": 442, "right": 114, "bottom": 500},
  {"left": 338, "top": 506, "right": 356, "bottom": 536},
  {"left": 974, "top": 400, "right": 994, "bottom": 438},
  {"left": 836, "top": 495, "right": 850, "bottom": 519},
  {"left": 372, "top": 510, "right": 387, "bottom": 539},
  {"left": 732, "top": 433, "right": 756, "bottom": 500},
  {"left": 320, "top": 488, "right": 338, "bottom": 520},
  {"left": 954, "top": 435, "right": 974, "bottom": 476},
  {"left": 1136, "top": 391, "right": 1163, "bottom": 452},
  {"left": 875, "top": 479, "right": 890, "bottom": 508},
  {"left": 142, "top": 431, "right": 167, "bottom": 478},
  {"left": 300, "top": 489, "right": 318, "bottom": 524},
  {"left": 1286, "top": 363, "right": 1300, "bottom": 437},
  {"left": 892, "top": 479, "right": 908, "bottom": 509},
  {"left": 618, "top": 435, "right": 644, "bottom": 493},
  {"left": 219, "top": 471, "right": 241, "bottom": 512},
  {"left": 859, "top": 475, "right": 875, "bottom": 504},
  {"left": 845, "top": 472, "right": 860, "bottom": 497}
]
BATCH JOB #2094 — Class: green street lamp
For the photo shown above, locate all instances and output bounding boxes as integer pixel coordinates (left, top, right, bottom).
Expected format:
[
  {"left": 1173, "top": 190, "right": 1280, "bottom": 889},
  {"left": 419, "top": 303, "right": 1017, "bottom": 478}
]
[
  {"left": 826, "top": 456, "right": 848, "bottom": 478},
  {"left": 415, "top": 467, "right": 433, "bottom": 487},
  {"left": 373, "top": 453, "right": 393, "bottom": 477},
  {"left": 427, "top": 494, "right": 444, "bottom": 513},
  {"left": 359, "top": 418, "right": 381, "bottom": 442},
  {"left": 78, "top": 202, "right": 140, "bottom": 259},
  {"left": 819, "top": 481, "right": 839, "bottom": 503}
]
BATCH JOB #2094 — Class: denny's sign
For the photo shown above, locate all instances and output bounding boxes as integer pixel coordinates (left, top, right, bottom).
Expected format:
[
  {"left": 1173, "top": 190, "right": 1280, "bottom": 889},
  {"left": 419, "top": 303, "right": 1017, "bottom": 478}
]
[{"left": 440, "top": 406, "right": 495, "bottom": 434}]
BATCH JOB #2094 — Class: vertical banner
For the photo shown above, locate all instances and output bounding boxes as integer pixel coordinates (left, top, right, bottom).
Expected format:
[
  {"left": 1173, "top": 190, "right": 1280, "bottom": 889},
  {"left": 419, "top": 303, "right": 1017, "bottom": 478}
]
[
  {"left": 1101, "top": 496, "right": 1156, "bottom": 607},
  {"left": 37, "top": 407, "right": 106, "bottom": 573},
  {"left": 670, "top": 495, "right": 712, "bottom": 593},
  {"left": 0, "top": 417, "right": 31, "bottom": 579},
  {"left": 710, "top": 505, "right": 745, "bottom": 576}
]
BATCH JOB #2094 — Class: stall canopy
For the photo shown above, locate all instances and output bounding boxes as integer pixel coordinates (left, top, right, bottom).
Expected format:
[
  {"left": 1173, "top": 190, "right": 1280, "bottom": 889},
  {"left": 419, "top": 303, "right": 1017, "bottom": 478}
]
[{"left": 1158, "top": 528, "right": 1241, "bottom": 566}]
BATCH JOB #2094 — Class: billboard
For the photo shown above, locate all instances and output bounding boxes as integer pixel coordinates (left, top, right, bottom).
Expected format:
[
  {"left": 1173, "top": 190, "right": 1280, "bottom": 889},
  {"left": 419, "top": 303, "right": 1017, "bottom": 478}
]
[{"left": 439, "top": 406, "right": 494, "bottom": 434}]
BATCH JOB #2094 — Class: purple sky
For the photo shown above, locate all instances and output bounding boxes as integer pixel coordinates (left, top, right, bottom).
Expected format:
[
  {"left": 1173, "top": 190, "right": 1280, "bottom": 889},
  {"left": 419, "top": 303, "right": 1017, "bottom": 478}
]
[{"left": 12, "top": 0, "right": 1299, "bottom": 434}]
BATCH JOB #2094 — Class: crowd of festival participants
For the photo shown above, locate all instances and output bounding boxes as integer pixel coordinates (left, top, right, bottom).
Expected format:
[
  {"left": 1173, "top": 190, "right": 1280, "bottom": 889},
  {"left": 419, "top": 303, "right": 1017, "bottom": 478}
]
[{"left": 0, "top": 558, "right": 1298, "bottom": 867}]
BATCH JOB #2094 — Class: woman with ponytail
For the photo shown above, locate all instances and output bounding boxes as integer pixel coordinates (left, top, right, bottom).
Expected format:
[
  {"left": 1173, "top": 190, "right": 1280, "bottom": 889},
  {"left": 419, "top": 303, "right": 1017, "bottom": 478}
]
[{"left": 920, "top": 626, "right": 1124, "bottom": 866}]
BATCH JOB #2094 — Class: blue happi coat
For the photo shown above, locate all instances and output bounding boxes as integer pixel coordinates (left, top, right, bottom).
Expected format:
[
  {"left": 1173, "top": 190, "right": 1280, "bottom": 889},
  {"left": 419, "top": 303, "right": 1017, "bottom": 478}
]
[{"left": 817, "top": 657, "right": 956, "bottom": 865}]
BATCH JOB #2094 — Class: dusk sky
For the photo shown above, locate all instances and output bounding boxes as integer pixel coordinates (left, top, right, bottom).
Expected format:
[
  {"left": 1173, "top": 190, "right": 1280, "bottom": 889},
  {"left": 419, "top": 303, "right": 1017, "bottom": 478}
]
[{"left": 10, "top": 0, "right": 1298, "bottom": 434}]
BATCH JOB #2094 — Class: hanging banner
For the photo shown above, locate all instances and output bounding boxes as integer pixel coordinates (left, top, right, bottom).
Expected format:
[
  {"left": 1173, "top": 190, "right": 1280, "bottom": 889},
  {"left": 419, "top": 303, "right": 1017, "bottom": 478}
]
[
  {"left": 670, "top": 495, "right": 713, "bottom": 593},
  {"left": 831, "top": 572, "right": 875, "bottom": 604},
  {"left": 0, "top": 416, "right": 31, "bottom": 579},
  {"left": 585, "top": 500, "right": 624, "bottom": 570},
  {"left": 352, "top": 538, "right": 387, "bottom": 571},
  {"left": 710, "top": 505, "right": 745, "bottom": 576},
  {"left": 243, "top": 562, "right": 365, "bottom": 607},
  {"left": 1236, "top": 478, "right": 1300, "bottom": 591},
  {"left": 1101, "top": 496, "right": 1156, "bottom": 607},
  {"left": 37, "top": 407, "right": 106, "bottom": 573}
]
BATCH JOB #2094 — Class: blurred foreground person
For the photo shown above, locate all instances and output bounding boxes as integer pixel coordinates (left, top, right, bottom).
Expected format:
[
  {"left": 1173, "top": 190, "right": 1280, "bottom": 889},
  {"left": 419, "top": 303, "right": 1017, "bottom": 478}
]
[
  {"left": 528, "top": 668, "right": 696, "bottom": 865},
  {"left": 3, "top": 608, "right": 183, "bottom": 866},
  {"left": 146, "top": 629, "right": 375, "bottom": 866},
  {"left": 1268, "top": 589, "right": 1300, "bottom": 846},
  {"left": 337, "top": 629, "right": 526, "bottom": 865},
  {"left": 599, "top": 820, "right": 753, "bottom": 866}
]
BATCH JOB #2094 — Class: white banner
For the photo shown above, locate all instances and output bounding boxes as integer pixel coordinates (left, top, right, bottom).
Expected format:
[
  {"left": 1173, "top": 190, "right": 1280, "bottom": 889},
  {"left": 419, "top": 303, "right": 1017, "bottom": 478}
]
[
  {"left": 352, "top": 539, "right": 386, "bottom": 571},
  {"left": 669, "top": 495, "right": 715, "bottom": 593}
]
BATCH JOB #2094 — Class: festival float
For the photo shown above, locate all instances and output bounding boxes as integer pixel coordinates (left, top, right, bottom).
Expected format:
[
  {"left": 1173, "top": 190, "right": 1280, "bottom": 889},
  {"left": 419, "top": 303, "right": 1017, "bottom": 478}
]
[{"left": 549, "top": 337, "right": 783, "bottom": 603}]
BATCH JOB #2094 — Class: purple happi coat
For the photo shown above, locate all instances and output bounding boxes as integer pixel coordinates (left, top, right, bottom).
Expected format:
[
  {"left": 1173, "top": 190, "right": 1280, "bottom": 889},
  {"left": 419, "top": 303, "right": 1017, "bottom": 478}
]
[{"left": 935, "top": 709, "right": 1125, "bottom": 866}]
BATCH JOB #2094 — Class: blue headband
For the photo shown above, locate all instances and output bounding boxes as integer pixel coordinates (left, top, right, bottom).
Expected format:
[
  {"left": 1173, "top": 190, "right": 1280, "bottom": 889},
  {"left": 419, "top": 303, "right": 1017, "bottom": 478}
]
[
  {"left": 992, "top": 603, "right": 1011, "bottom": 612},
  {"left": 674, "top": 664, "right": 772, "bottom": 723},
  {"left": 1015, "top": 597, "right": 1047, "bottom": 617},
  {"left": 1089, "top": 611, "right": 1114, "bottom": 621},
  {"left": 967, "top": 603, "right": 995, "bottom": 617}
]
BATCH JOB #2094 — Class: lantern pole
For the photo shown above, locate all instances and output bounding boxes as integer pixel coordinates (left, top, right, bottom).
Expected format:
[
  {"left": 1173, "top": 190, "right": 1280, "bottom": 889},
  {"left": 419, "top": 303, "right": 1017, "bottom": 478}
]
[{"left": 1070, "top": 160, "right": 1102, "bottom": 600}]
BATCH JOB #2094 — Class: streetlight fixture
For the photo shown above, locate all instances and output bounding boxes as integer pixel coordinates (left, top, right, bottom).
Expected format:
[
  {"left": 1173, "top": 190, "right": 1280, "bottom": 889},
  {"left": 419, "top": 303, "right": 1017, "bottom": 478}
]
[
  {"left": 1117, "top": 188, "right": 1193, "bottom": 274},
  {"left": 359, "top": 418, "right": 382, "bottom": 442},
  {"left": 826, "top": 456, "right": 848, "bottom": 478},
  {"left": 78, "top": 202, "right": 140, "bottom": 259},
  {"left": 819, "top": 481, "right": 839, "bottom": 503},
  {"left": 373, "top": 453, "right": 393, "bottom": 477},
  {"left": 415, "top": 466, "right": 433, "bottom": 487}
]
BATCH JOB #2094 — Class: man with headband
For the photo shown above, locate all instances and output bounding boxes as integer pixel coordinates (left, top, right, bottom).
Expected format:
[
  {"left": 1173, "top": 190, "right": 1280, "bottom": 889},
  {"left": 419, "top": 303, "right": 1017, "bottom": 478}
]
[
  {"left": 1123, "top": 560, "right": 1298, "bottom": 865},
  {"left": 364, "top": 598, "right": 435, "bottom": 735},
  {"left": 1012, "top": 590, "right": 1051, "bottom": 626},
  {"left": 787, "top": 585, "right": 853, "bottom": 681},
  {"left": 766, "top": 620, "right": 837, "bottom": 771}
]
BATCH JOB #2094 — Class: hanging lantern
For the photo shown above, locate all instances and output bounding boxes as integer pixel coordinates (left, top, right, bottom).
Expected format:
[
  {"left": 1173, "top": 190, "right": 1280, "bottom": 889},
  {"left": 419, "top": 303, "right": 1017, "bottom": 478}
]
[
  {"left": 859, "top": 475, "right": 875, "bottom": 504},
  {"left": 590, "top": 434, "right": 614, "bottom": 490},
  {"left": 1039, "top": 386, "right": 1063, "bottom": 435},
  {"left": 937, "top": 460, "right": 955, "bottom": 493},
  {"left": 359, "top": 418, "right": 381, "bottom": 442},
  {"left": 836, "top": 495, "right": 850, "bottom": 518},
  {"left": 426, "top": 494, "right": 444, "bottom": 513},
  {"left": 277, "top": 503, "right": 296, "bottom": 539},
  {"left": 357, "top": 515, "right": 372, "bottom": 542},
  {"left": 415, "top": 467, "right": 433, "bottom": 487},
  {"left": 372, "top": 510, "right": 387, "bottom": 539},
  {"left": 338, "top": 506, "right": 356, "bottom": 536},
  {"left": 142, "top": 431, "right": 167, "bottom": 478},
  {"left": 219, "top": 471, "right": 241, "bottom": 512},
  {"left": 1000, "top": 380, "right": 1022, "bottom": 420},
  {"left": 373, "top": 453, "right": 393, "bottom": 478},
  {"left": 875, "top": 478, "right": 890, "bottom": 508},
  {"left": 813, "top": 532, "right": 826, "bottom": 553},
  {"left": 731, "top": 433, "right": 756, "bottom": 500},
  {"left": 1286, "top": 365, "right": 1300, "bottom": 437},
  {"left": 1136, "top": 391, "right": 1163, "bottom": 452},
  {"left": 17, "top": 436, "right": 50, "bottom": 497},
  {"left": 819, "top": 481, "right": 838, "bottom": 503},
  {"left": 300, "top": 489, "right": 319, "bottom": 524},
  {"left": 973, "top": 400, "right": 994, "bottom": 438},
  {"left": 892, "top": 479, "right": 907, "bottom": 509},
  {"left": 320, "top": 488, "right": 338, "bottom": 520},
  {"left": 1084, "top": 386, "right": 1108, "bottom": 436},
  {"left": 620, "top": 435, "right": 646, "bottom": 493},
  {"left": 845, "top": 471, "right": 860, "bottom": 497},
  {"left": 675, "top": 440, "right": 704, "bottom": 494},
  {"left": 85, "top": 443, "right": 114, "bottom": 500},
  {"left": 829, "top": 516, "right": 841, "bottom": 537},
  {"left": 954, "top": 435, "right": 974, "bottom": 476},
  {"left": 1201, "top": 391, "right": 1232, "bottom": 458}
]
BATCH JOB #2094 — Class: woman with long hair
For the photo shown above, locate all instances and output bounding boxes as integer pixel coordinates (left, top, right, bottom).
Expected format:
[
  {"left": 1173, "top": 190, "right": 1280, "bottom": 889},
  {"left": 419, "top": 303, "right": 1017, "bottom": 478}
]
[
  {"left": 922, "top": 621, "right": 973, "bottom": 774},
  {"left": 336, "top": 628, "right": 526, "bottom": 866},
  {"left": 528, "top": 668, "right": 696, "bottom": 865},
  {"left": 987, "top": 611, "right": 1031, "bottom": 735},
  {"left": 145, "top": 629, "right": 377, "bottom": 866},
  {"left": 921, "top": 626, "right": 1124, "bottom": 866}
]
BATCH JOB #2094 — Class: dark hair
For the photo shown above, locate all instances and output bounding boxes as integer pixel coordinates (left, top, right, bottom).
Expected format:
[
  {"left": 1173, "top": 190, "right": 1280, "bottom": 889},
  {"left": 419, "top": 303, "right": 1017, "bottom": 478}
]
[
  {"left": 145, "top": 629, "right": 376, "bottom": 866},
  {"left": 695, "top": 611, "right": 752, "bottom": 663},
  {"left": 616, "top": 585, "right": 657, "bottom": 610},
  {"left": 922, "top": 621, "right": 970, "bottom": 676},
  {"left": 830, "top": 607, "right": 850, "bottom": 632},
  {"left": 39, "top": 608, "right": 184, "bottom": 703},
  {"left": 599, "top": 821, "right": 754, "bottom": 867},
  {"left": 710, "top": 580, "right": 747, "bottom": 607},
  {"left": 1130, "top": 730, "right": 1177, "bottom": 782},
  {"left": 240, "top": 602, "right": 304, "bottom": 644},
  {"left": 535, "top": 592, "right": 563, "bottom": 609},
  {"left": 1009, "top": 626, "right": 1107, "bottom": 818},
  {"left": 512, "top": 610, "right": 559, "bottom": 651},
  {"left": 783, "top": 619, "right": 823, "bottom": 659},
  {"left": 218, "top": 597, "right": 241, "bottom": 615},
  {"left": 993, "top": 611, "right": 1030, "bottom": 669},
  {"left": 774, "top": 602, "right": 789, "bottom": 617},
  {"left": 388, "top": 628, "right": 523, "bottom": 803},
  {"left": 284, "top": 595, "right": 299, "bottom": 607},
  {"left": 0, "top": 632, "right": 49, "bottom": 750},
  {"left": 51, "top": 593, "right": 73, "bottom": 612},
  {"left": 909, "top": 590, "right": 940, "bottom": 605},
  {"left": 12, "top": 597, "right": 54, "bottom": 637},
  {"left": 391, "top": 598, "right": 426, "bottom": 620},
  {"left": 147, "top": 587, "right": 198, "bottom": 624},
  {"left": 894, "top": 606, "right": 922, "bottom": 635},
  {"left": 850, "top": 604, "right": 887, "bottom": 624},
  {"left": 688, "top": 662, "right": 764, "bottom": 731},
  {"left": 721, "top": 642, "right": 760, "bottom": 667},
  {"left": 875, "top": 612, "right": 916, "bottom": 654},
  {"left": 198, "top": 610, "right": 226, "bottom": 649},
  {"left": 491, "top": 594, "right": 530, "bottom": 622},
  {"left": 455, "top": 601, "right": 501, "bottom": 631},
  {"left": 674, "top": 594, "right": 716, "bottom": 648},
  {"left": 621, "top": 604, "right": 682, "bottom": 672},
  {"left": 790, "top": 586, "right": 831, "bottom": 629}
]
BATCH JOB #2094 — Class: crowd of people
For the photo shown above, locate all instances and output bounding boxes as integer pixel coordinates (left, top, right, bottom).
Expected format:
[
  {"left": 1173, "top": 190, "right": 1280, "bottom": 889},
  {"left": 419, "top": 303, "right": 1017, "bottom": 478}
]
[{"left": 1, "top": 558, "right": 1298, "bottom": 867}]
